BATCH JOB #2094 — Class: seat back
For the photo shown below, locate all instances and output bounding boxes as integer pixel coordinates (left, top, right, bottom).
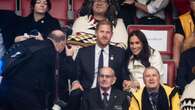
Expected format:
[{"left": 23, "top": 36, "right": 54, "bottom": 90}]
[
  {"left": 163, "top": 60, "right": 176, "bottom": 87},
  {"left": 128, "top": 25, "right": 175, "bottom": 58},
  {"left": 0, "top": 0, "right": 16, "bottom": 11},
  {"left": 172, "top": 0, "right": 190, "bottom": 15},
  {"left": 72, "top": 0, "right": 84, "bottom": 19}
]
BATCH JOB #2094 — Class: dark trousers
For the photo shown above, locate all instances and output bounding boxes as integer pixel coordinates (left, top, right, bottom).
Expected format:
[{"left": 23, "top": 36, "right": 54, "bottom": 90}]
[{"left": 68, "top": 89, "right": 82, "bottom": 110}]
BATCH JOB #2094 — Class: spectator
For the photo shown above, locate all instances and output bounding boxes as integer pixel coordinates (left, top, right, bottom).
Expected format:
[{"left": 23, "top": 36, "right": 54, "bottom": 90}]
[
  {"left": 176, "top": 47, "right": 195, "bottom": 95},
  {"left": 124, "top": 30, "right": 164, "bottom": 91},
  {"left": 80, "top": 67, "right": 129, "bottom": 110},
  {"left": 119, "top": 0, "right": 136, "bottom": 26},
  {"left": 180, "top": 79, "right": 195, "bottom": 110},
  {"left": 124, "top": 0, "right": 169, "bottom": 25},
  {"left": 129, "top": 66, "right": 180, "bottom": 110},
  {"left": 0, "top": 29, "right": 75, "bottom": 110},
  {"left": 14, "top": 0, "right": 60, "bottom": 42},
  {"left": 69, "top": 20, "right": 130, "bottom": 110},
  {"left": 173, "top": 0, "right": 195, "bottom": 68},
  {"left": 71, "top": 0, "right": 128, "bottom": 48}
]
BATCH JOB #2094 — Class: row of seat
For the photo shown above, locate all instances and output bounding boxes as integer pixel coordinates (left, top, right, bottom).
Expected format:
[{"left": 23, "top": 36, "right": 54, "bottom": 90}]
[
  {"left": 0, "top": 0, "right": 191, "bottom": 24},
  {"left": 0, "top": 0, "right": 84, "bottom": 25}
]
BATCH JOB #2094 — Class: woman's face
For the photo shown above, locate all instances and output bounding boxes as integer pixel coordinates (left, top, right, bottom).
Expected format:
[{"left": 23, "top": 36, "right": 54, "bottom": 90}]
[
  {"left": 34, "top": 0, "right": 48, "bottom": 14},
  {"left": 129, "top": 35, "right": 143, "bottom": 55},
  {"left": 92, "top": 0, "right": 109, "bottom": 15}
]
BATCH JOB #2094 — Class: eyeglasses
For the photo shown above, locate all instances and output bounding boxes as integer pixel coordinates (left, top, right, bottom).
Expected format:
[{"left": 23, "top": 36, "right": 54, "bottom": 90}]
[
  {"left": 99, "top": 74, "right": 113, "bottom": 78},
  {"left": 36, "top": 0, "right": 48, "bottom": 5}
]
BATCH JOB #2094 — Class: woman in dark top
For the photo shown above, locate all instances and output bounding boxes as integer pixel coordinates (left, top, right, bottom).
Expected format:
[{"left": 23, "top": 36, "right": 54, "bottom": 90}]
[{"left": 15, "top": 0, "right": 60, "bottom": 42}]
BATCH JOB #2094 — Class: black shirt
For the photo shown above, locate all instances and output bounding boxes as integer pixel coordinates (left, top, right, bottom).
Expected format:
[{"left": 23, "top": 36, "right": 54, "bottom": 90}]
[
  {"left": 15, "top": 12, "right": 60, "bottom": 39},
  {"left": 174, "top": 11, "right": 195, "bottom": 37}
]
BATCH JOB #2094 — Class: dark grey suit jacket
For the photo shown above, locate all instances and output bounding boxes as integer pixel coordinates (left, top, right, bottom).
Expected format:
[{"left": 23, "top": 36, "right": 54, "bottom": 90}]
[
  {"left": 75, "top": 45, "right": 129, "bottom": 90},
  {"left": 80, "top": 88, "right": 129, "bottom": 110}
]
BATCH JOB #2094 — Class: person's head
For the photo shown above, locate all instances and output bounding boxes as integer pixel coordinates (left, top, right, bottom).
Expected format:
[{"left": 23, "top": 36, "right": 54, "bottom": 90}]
[
  {"left": 98, "top": 67, "right": 116, "bottom": 91},
  {"left": 31, "top": 0, "right": 51, "bottom": 14},
  {"left": 143, "top": 67, "right": 161, "bottom": 92},
  {"left": 126, "top": 30, "right": 151, "bottom": 67},
  {"left": 92, "top": 0, "right": 109, "bottom": 16},
  {"left": 190, "top": 0, "right": 195, "bottom": 13},
  {"left": 79, "top": 0, "right": 119, "bottom": 26},
  {"left": 48, "top": 29, "right": 66, "bottom": 52},
  {"left": 95, "top": 20, "right": 113, "bottom": 48}
]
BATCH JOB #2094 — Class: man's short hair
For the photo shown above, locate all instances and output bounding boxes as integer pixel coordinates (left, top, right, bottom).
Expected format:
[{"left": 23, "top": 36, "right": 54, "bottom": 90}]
[
  {"left": 95, "top": 20, "right": 113, "bottom": 32},
  {"left": 144, "top": 66, "right": 160, "bottom": 76},
  {"left": 98, "top": 67, "right": 115, "bottom": 76}
]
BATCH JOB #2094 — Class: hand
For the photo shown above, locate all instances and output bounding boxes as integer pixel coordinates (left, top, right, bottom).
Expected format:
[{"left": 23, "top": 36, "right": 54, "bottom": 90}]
[
  {"left": 123, "top": 80, "right": 132, "bottom": 92},
  {"left": 65, "top": 45, "right": 75, "bottom": 56},
  {"left": 34, "top": 32, "right": 44, "bottom": 40},
  {"left": 71, "top": 81, "right": 84, "bottom": 91}
]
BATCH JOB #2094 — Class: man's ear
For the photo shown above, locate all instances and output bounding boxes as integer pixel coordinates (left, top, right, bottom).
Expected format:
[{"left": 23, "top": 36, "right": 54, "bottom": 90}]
[{"left": 111, "top": 76, "right": 116, "bottom": 85}]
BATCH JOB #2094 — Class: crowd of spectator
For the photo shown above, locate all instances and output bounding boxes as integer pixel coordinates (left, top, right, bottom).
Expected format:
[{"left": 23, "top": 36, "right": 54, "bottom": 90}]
[{"left": 0, "top": 0, "right": 195, "bottom": 110}]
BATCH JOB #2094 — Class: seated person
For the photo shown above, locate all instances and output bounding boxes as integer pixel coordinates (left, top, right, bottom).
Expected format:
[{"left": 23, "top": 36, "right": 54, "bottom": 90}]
[
  {"left": 80, "top": 67, "right": 129, "bottom": 110},
  {"left": 129, "top": 66, "right": 180, "bottom": 110},
  {"left": 123, "top": 0, "right": 169, "bottom": 25},
  {"left": 180, "top": 79, "right": 195, "bottom": 110},
  {"left": 70, "top": 0, "right": 128, "bottom": 48},
  {"left": 173, "top": 0, "right": 195, "bottom": 68},
  {"left": 14, "top": 0, "right": 60, "bottom": 42},
  {"left": 176, "top": 46, "right": 195, "bottom": 94},
  {"left": 124, "top": 30, "right": 164, "bottom": 91}
]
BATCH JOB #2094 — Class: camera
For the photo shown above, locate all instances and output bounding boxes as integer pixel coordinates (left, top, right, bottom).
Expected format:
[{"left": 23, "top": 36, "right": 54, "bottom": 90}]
[{"left": 29, "top": 29, "right": 39, "bottom": 38}]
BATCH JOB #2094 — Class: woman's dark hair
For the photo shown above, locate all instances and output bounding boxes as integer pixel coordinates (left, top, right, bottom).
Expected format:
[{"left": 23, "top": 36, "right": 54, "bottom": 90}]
[
  {"left": 79, "top": 0, "right": 120, "bottom": 27},
  {"left": 31, "top": 0, "right": 51, "bottom": 12},
  {"left": 125, "top": 30, "right": 154, "bottom": 67}
]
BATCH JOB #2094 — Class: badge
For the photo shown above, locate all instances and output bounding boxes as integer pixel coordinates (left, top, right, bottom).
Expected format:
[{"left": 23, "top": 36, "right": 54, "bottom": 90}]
[{"left": 110, "top": 55, "right": 114, "bottom": 61}]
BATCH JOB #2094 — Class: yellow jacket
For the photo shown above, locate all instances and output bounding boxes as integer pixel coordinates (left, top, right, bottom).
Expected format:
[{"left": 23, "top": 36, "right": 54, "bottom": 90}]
[{"left": 129, "top": 84, "right": 180, "bottom": 110}]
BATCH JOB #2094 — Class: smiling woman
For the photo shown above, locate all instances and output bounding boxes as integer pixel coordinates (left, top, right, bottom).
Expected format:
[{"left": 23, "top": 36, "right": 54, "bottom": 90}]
[{"left": 124, "top": 30, "right": 164, "bottom": 90}]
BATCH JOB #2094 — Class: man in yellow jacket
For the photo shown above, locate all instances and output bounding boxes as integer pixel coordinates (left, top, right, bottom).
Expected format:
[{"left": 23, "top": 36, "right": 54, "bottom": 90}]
[{"left": 129, "top": 66, "right": 180, "bottom": 110}]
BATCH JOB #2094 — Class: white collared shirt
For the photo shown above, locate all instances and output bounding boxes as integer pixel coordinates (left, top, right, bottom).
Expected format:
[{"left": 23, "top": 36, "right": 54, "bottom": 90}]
[
  {"left": 91, "top": 44, "right": 109, "bottom": 88},
  {"left": 100, "top": 88, "right": 111, "bottom": 100}
]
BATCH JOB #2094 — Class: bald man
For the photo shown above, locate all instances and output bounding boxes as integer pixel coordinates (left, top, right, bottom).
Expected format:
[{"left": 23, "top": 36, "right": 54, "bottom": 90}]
[{"left": 0, "top": 29, "right": 75, "bottom": 110}]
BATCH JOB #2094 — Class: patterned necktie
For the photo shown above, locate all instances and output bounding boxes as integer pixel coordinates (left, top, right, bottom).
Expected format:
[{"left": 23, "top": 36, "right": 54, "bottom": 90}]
[
  {"left": 98, "top": 49, "right": 104, "bottom": 69},
  {"left": 103, "top": 92, "right": 109, "bottom": 107}
]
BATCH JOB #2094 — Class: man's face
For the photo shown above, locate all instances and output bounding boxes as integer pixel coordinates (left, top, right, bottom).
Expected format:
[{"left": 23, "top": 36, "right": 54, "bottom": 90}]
[
  {"left": 92, "top": 0, "right": 108, "bottom": 15},
  {"left": 143, "top": 68, "right": 160, "bottom": 90},
  {"left": 34, "top": 0, "right": 48, "bottom": 14},
  {"left": 96, "top": 24, "right": 112, "bottom": 48},
  {"left": 98, "top": 68, "right": 116, "bottom": 90}
]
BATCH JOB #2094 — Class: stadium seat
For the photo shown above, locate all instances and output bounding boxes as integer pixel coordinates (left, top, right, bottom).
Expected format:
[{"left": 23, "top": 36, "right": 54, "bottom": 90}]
[
  {"left": 163, "top": 60, "right": 176, "bottom": 87},
  {"left": 172, "top": 0, "right": 190, "bottom": 15},
  {"left": 128, "top": 25, "right": 175, "bottom": 58},
  {"left": 0, "top": 0, "right": 16, "bottom": 11},
  {"left": 21, "top": 0, "right": 68, "bottom": 25},
  {"left": 72, "top": 0, "right": 84, "bottom": 19}
]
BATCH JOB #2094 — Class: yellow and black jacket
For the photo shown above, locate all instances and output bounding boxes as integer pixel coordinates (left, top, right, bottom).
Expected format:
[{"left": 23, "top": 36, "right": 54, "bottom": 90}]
[{"left": 129, "top": 84, "right": 180, "bottom": 110}]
